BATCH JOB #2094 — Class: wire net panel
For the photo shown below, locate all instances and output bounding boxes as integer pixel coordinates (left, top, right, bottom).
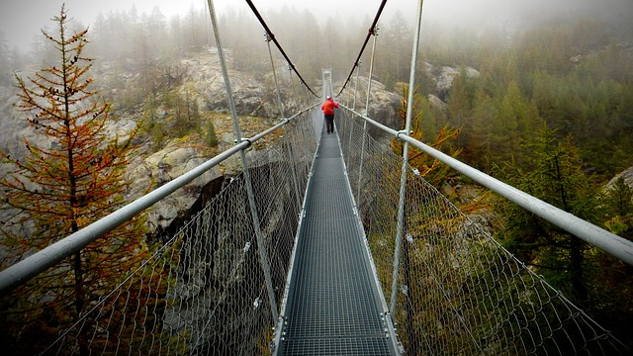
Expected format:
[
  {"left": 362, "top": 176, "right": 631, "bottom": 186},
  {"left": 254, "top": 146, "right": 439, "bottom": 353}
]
[
  {"left": 0, "top": 111, "right": 319, "bottom": 355},
  {"left": 336, "top": 108, "right": 631, "bottom": 356}
]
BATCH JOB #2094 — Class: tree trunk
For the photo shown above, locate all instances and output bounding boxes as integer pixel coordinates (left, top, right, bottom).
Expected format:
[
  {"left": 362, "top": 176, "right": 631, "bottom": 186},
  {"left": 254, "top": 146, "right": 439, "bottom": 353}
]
[{"left": 569, "top": 237, "right": 587, "bottom": 303}]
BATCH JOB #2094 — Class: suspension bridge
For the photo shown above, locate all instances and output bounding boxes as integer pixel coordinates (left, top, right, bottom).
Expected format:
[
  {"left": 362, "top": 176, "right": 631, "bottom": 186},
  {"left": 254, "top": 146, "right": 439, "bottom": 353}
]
[{"left": 1, "top": 0, "right": 633, "bottom": 355}]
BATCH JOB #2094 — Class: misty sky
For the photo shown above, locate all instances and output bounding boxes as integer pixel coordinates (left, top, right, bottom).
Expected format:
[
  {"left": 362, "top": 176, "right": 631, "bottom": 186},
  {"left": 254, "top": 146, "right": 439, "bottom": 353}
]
[
  {"left": 1, "top": 0, "right": 631, "bottom": 52},
  {"left": 0, "top": 0, "right": 410, "bottom": 51}
]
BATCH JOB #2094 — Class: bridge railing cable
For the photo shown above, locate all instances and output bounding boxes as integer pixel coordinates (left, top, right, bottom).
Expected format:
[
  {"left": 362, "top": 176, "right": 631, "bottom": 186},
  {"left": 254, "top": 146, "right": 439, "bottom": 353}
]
[
  {"left": 244, "top": 0, "right": 319, "bottom": 98},
  {"left": 335, "top": 104, "right": 632, "bottom": 355}
]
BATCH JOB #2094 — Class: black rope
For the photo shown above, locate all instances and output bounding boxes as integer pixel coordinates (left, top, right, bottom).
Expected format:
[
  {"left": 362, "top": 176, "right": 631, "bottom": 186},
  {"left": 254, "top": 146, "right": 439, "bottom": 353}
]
[
  {"left": 244, "top": 0, "right": 319, "bottom": 98},
  {"left": 336, "top": 0, "right": 388, "bottom": 97}
]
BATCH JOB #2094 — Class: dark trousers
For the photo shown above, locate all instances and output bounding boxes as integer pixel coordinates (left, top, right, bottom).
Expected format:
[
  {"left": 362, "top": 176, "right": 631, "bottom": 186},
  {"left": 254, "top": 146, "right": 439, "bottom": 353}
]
[{"left": 325, "top": 114, "right": 334, "bottom": 133}]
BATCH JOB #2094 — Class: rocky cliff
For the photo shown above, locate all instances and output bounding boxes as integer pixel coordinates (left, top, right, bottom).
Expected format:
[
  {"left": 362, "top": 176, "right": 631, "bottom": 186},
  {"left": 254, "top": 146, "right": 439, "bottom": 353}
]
[
  {"left": 333, "top": 63, "right": 480, "bottom": 143},
  {"left": 0, "top": 48, "right": 280, "bottom": 241},
  {"left": 0, "top": 48, "right": 486, "bottom": 241}
]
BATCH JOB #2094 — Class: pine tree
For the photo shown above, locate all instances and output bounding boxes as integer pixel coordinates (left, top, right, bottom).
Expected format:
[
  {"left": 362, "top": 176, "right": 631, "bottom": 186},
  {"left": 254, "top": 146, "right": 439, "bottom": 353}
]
[
  {"left": 496, "top": 125, "right": 595, "bottom": 302},
  {"left": 0, "top": 6, "right": 148, "bottom": 354},
  {"left": 446, "top": 67, "right": 480, "bottom": 157},
  {"left": 602, "top": 177, "right": 633, "bottom": 240},
  {"left": 206, "top": 119, "right": 219, "bottom": 148},
  {"left": 468, "top": 90, "right": 496, "bottom": 170}
]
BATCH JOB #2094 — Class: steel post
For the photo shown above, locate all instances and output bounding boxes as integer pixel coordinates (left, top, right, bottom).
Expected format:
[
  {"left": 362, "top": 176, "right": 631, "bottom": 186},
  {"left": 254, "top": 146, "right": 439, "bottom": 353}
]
[
  {"left": 352, "top": 63, "right": 361, "bottom": 112},
  {"left": 355, "top": 27, "right": 379, "bottom": 207},
  {"left": 390, "top": 0, "right": 424, "bottom": 316},
  {"left": 265, "top": 33, "right": 286, "bottom": 119},
  {"left": 348, "top": 64, "right": 362, "bottom": 163},
  {"left": 206, "top": 0, "right": 278, "bottom": 321}
]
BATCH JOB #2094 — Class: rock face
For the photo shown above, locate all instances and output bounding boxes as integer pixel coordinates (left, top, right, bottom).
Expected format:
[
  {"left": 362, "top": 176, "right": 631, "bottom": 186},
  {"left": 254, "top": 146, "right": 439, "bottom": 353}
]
[
  {"left": 178, "top": 49, "right": 299, "bottom": 119},
  {"left": 606, "top": 166, "right": 633, "bottom": 190},
  {"left": 0, "top": 110, "right": 224, "bottom": 245},
  {"left": 126, "top": 142, "right": 225, "bottom": 238},
  {"left": 337, "top": 77, "right": 402, "bottom": 142},
  {"left": 428, "top": 94, "right": 448, "bottom": 114},
  {"left": 333, "top": 63, "right": 480, "bottom": 143},
  {"left": 183, "top": 52, "right": 265, "bottom": 116},
  {"left": 426, "top": 64, "right": 481, "bottom": 101},
  {"left": 0, "top": 86, "right": 40, "bottom": 159},
  {"left": 0, "top": 48, "right": 278, "bottom": 241}
]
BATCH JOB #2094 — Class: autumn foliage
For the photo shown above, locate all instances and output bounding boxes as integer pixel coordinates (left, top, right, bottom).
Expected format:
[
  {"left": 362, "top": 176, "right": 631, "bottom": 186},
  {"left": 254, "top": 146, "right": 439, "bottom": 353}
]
[
  {"left": 390, "top": 86, "right": 462, "bottom": 187},
  {"left": 0, "top": 6, "right": 149, "bottom": 354}
]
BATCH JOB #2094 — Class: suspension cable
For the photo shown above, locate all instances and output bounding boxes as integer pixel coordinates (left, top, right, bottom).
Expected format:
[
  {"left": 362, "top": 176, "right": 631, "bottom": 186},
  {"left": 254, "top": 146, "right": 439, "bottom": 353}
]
[
  {"left": 265, "top": 33, "right": 285, "bottom": 118},
  {"left": 244, "top": 0, "right": 319, "bottom": 98},
  {"left": 336, "top": 0, "right": 388, "bottom": 97}
]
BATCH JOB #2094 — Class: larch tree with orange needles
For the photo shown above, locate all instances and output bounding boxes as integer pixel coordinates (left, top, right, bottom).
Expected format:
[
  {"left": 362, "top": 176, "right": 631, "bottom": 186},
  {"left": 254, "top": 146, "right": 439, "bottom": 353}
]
[
  {"left": 0, "top": 5, "right": 149, "bottom": 354},
  {"left": 391, "top": 86, "right": 462, "bottom": 187}
]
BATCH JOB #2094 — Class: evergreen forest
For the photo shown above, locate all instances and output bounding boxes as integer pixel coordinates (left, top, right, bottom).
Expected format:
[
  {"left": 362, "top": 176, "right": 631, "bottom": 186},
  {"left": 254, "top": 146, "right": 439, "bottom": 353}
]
[
  {"left": 0, "top": 1, "right": 632, "bottom": 353},
  {"left": 3, "top": 3, "right": 630, "bottom": 176}
]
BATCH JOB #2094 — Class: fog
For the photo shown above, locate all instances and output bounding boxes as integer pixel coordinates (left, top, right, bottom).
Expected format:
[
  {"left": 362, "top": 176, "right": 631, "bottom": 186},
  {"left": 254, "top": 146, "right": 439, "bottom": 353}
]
[{"left": 1, "top": 0, "right": 631, "bottom": 52}]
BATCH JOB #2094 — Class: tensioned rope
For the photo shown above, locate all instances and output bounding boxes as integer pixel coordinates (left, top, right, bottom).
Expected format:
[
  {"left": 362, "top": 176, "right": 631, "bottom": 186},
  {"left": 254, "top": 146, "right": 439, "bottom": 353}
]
[
  {"left": 336, "top": 0, "right": 388, "bottom": 97},
  {"left": 244, "top": 0, "right": 319, "bottom": 98}
]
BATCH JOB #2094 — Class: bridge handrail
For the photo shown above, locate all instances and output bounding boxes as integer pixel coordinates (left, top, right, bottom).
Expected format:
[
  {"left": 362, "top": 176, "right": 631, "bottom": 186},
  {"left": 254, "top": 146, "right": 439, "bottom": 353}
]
[
  {"left": 340, "top": 104, "right": 633, "bottom": 266},
  {"left": 0, "top": 105, "right": 317, "bottom": 296}
]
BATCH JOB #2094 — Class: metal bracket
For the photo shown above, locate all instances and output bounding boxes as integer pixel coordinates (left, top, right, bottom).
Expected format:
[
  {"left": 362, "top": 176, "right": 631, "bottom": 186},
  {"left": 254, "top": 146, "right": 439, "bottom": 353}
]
[
  {"left": 395, "top": 130, "right": 409, "bottom": 140},
  {"left": 271, "top": 316, "right": 287, "bottom": 356},
  {"left": 234, "top": 138, "right": 252, "bottom": 148}
]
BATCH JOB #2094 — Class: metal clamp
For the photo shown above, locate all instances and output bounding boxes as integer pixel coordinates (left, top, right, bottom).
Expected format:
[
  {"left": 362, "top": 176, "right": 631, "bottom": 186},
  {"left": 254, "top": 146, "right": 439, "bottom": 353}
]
[
  {"left": 234, "top": 138, "right": 252, "bottom": 148},
  {"left": 395, "top": 130, "right": 409, "bottom": 140}
]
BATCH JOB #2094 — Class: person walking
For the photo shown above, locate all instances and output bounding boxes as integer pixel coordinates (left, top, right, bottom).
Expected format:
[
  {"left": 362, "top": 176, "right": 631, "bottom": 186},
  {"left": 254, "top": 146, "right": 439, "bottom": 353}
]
[{"left": 321, "top": 95, "right": 339, "bottom": 134}]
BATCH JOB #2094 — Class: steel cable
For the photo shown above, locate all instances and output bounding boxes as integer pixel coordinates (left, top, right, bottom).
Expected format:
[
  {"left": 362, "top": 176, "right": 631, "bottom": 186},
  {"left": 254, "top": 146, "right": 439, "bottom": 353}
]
[
  {"left": 336, "top": 0, "right": 388, "bottom": 97},
  {"left": 244, "top": 0, "right": 319, "bottom": 98}
]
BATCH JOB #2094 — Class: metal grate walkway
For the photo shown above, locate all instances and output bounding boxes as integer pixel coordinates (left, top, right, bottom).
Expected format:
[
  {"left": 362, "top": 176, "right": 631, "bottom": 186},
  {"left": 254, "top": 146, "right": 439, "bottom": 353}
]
[{"left": 278, "top": 125, "right": 397, "bottom": 355}]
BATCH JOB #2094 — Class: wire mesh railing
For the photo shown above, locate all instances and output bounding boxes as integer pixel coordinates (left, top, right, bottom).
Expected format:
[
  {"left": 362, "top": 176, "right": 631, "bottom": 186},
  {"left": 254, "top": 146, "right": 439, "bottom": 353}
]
[
  {"left": 336, "top": 106, "right": 631, "bottom": 356},
  {"left": 0, "top": 108, "right": 320, "bottom": 355}
]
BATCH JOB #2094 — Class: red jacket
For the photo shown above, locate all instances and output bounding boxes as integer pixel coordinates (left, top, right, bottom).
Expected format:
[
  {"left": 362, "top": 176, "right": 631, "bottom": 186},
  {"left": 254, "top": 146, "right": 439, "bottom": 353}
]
[{"left": 321, "top": 98, "right": 339, "bottom": 115}]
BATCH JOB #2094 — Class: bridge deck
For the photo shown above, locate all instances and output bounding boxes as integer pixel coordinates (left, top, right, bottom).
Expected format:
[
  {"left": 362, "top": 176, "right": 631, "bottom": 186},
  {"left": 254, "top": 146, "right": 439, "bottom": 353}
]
[{"left": 278, "top": 125, "right": 396, "bottom": 355}]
